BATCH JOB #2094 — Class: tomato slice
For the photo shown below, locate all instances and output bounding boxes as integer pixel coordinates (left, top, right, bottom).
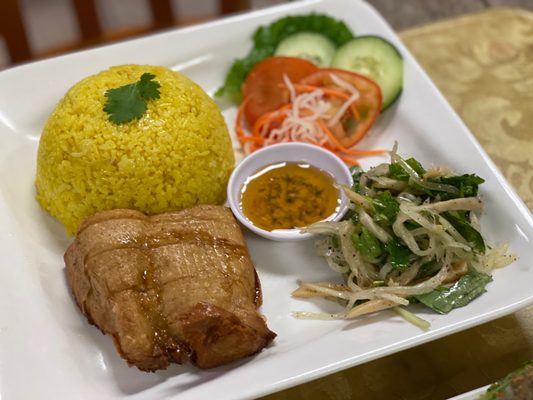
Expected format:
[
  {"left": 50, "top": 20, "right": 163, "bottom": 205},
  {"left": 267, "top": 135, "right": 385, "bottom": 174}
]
[
  {"left": 299, "top": 68, "right": 382, "bottom": 149},
  {"left": 242, "top": 56, "right": 318, "bottom": 126}
]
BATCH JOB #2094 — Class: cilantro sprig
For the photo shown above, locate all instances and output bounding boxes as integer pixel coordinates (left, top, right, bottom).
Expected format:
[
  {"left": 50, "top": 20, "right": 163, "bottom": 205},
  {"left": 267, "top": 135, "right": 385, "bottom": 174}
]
[{"left": 103, "top": 73, "right": 161, "bottom": 124}]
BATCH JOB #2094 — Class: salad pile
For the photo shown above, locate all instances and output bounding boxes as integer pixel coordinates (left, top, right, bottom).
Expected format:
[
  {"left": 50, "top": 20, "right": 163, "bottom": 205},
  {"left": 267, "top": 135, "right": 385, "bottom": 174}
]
[
  {"left": 217, "top": 14, "right": 516, "bottom": 328},
  {"left": 292, "top": 144, "right": 516, "bottom": 328},
  {"left": 479, "top": 360, "right": 533, "bottom": 400},
  {"left": 217, "top": 14, "right": 403, "bottom": 165}
]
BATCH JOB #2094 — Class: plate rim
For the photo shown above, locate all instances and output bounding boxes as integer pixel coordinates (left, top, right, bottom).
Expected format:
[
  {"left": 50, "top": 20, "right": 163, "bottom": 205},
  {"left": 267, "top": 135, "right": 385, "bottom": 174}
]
[{"left": 0, "top": 1, "right": 532, "bottom": 399}]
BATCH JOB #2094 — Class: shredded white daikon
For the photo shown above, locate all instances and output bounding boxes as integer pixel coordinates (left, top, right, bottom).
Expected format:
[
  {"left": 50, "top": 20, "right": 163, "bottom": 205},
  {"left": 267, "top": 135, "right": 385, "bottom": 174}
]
[
  {"left": 328, "top": 73, "right": 360, "bottom": 127},
  {"left": 259, "top": 74, "right": 361, "bottom": 150}
]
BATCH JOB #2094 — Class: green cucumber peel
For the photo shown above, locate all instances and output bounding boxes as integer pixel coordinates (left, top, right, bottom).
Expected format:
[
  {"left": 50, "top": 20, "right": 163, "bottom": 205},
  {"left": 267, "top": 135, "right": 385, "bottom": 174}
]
[{"left": 215, "top": 14, "right": 354, "bottom": 103}]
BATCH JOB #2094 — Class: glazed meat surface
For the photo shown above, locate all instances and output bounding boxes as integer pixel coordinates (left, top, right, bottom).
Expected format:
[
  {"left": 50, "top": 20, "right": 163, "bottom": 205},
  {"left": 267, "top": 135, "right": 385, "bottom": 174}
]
[{"left": 65, "top": 205, "right": 276, "bottom": 371}]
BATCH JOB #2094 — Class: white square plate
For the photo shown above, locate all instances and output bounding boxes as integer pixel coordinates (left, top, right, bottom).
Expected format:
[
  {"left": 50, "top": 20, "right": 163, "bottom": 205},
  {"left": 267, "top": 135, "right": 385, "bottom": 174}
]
[
  {"left": 0, "top": 0, "right": 532, "bottom": 399},
  {"left": 447, "top": 385, "right": 489, "bottom": 400}
]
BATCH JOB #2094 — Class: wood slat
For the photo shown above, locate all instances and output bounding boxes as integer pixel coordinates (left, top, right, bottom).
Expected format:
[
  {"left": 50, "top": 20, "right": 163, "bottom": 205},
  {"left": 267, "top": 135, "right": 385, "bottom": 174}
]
[
  {"left": 149, "top": 0, "right": 174, "bottom": 28},
  {"left": 221, "top": 0, "right": 251, "bottom": 14},
  {"left": 72, "top": 0, "right": 102, "bottom": 42},
  {"left": 2, "top": 0, "right": 255, "bottom": 66},
  {"left": 0, "top": 0, "right": 31, "bottom": 63}
]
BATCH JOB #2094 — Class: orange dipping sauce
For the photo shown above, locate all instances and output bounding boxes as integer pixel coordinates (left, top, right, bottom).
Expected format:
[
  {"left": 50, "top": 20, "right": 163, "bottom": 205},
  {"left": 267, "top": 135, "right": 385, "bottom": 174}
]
[{"left": 239, "top": 162, "right": 340, "bottom": 231}]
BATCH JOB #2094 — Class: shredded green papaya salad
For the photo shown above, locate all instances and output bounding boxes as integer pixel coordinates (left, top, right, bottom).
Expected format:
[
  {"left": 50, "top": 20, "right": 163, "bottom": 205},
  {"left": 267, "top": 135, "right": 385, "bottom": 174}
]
[{"left": 292, "top": 144, "right": 517, "bottom": 329}]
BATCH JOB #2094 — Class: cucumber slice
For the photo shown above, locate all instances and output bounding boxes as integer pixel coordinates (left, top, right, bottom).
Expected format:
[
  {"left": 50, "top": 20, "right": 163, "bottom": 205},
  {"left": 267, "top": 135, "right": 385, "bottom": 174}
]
[
  {"left": 274, "top": 32, "right": 336, "bottom": 67},
  {"left": 331, "top": 36, "right": 403, "bottom": 110}
]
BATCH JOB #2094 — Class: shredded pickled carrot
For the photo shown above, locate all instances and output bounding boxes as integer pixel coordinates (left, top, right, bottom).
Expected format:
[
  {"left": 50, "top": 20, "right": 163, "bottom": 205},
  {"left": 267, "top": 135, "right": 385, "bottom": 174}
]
[
  {"left": 252, "top": 105, "right": 291, "bottom": 138},
  {"left": 291, "top": 83, "right": 350, "bottom": 99},
  {"left": 236, "top": 97, "right": 264, "bottom": 148},
  {"left": 236, "top": 75, "right": 385, "bottom": 164},
  {"left": 290, "top": 83, "right": 363, "bottom": 122},
  {"left": 315, "top": 119, "right": 384, "bottom": 157}
]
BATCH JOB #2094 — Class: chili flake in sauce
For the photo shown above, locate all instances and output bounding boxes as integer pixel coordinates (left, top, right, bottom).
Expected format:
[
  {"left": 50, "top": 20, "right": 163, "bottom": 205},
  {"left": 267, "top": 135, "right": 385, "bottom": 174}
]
[{"left": 240, "top": 162, "right": 340, "bottom": 231}]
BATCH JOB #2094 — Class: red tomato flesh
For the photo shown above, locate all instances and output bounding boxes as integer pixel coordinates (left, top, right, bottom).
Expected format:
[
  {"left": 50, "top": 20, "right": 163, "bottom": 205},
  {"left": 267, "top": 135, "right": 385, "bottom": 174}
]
[
  {"left": 300, "top": 68, "right": 382, "bottom": 149},
  {"left": 242, "top": 56, "right": 318, "bottom": 126}
]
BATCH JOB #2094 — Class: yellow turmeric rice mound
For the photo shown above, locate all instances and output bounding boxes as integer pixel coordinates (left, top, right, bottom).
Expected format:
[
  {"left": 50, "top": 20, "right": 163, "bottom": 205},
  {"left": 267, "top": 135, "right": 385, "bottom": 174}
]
[{"left": 35, "top": 65, "right": 234, "bottom": 235}]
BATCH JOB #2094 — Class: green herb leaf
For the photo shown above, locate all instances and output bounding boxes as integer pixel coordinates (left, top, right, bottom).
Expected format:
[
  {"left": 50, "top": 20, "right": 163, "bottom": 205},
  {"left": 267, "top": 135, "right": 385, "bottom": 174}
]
[
  {"left": 444, "top": 211, "right": 486, "bottom": 252},
  {"left": 215, "top": 14, "right": 354, "bottom": 102},
  {"left": 350, "top": 165, "right": 364, "bottom": 194},
  {"left": 416, "top": 260, "right": 440, "bottom": 280},
  {"left": 428, "top": 174, "right": 485, "bottom": 199},
  {"left": 414, "top": 270, "right": 493, "bottom": 314},
  {"left": 371, "top": 191, "right": 399, "bottom": 225},
  {"left": 103, "top": 73, "right": 161, "bottom": 124},
  {"left": 343, "top": 208, "right": 359, "bottom": 225},
  {"left": 479, "top": 361, "right": 533, "bottom": 400},
  {"left": 388, "top": 157, "right": 426, "bottom": 181},
  {"left": 352, "top": 228, "right": 383, "bottom": 261},
  {"left": 383, "top": 238, "right": 412, "bottom": 271}
]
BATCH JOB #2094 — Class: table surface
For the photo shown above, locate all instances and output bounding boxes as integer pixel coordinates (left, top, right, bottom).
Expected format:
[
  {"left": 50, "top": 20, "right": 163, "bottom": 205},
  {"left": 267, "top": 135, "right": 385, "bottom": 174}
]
[
  {"left": 4, "top": 3, "right": 532, "bottom": 399},
  {"left": 366, "top": 0, "right": 533, "bottom": 31},
  {"left": 261, "top": 6, "right": 533, "bottom": 400}
]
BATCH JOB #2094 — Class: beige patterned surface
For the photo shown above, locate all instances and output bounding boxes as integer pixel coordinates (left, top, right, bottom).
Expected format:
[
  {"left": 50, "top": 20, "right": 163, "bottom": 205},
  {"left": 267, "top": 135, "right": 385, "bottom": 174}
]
[
  {"left": 261, "top": 7, "right": 533, "bottom": 400},
  {"left": 401, "top": 7, "right": 533, "bottom": 211}
]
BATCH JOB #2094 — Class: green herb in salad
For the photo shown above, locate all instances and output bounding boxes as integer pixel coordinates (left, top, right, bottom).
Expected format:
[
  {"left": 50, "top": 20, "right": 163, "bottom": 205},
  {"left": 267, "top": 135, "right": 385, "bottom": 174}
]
[
  {"left": 445, "top": 211, "right": 486, "bottom": 252},
  {"left": 371, "top": 190, "right": 400, "bottom": 225},
  {"left": 352, "top": 228, "right": 383, "bottom": 261},
  {"left": 383, "top": 238, "right": 412, "bottom": 272},
  {"left": 103, "top": 73, "right": 161, "bottom": 124},
  {"left": 388, "top": 157, "right": 425, "bottom": 181},
  {"left": 293, "top": 143, "right": 516, "bottom": 328},
  {"left": 215, "top": 14, "right": 354, "bottom": 103},
  {"left": 413, "top": 270, "right": 492, "bottom": 314},
  {"left": 478, "top": 360, "right": 533, "bottom": 400}
]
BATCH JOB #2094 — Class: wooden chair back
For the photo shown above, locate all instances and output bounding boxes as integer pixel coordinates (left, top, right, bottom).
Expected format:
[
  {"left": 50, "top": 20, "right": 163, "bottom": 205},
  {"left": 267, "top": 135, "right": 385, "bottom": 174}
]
[{"left": 0, "top": 0, "right": 251, "bottom": 66}]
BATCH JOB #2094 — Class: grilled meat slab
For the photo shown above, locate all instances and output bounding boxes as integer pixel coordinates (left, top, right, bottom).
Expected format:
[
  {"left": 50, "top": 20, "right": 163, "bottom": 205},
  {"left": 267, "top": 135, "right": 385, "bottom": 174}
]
[{"left": 65, "top": 205, "right": 275, "bottom": 371}]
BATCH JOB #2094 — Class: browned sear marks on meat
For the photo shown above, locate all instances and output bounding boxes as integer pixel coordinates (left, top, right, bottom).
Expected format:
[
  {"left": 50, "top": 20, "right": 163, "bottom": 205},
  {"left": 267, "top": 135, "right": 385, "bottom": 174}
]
[{"left": 64, "top": 205, "right": 276, "bottom": 371}]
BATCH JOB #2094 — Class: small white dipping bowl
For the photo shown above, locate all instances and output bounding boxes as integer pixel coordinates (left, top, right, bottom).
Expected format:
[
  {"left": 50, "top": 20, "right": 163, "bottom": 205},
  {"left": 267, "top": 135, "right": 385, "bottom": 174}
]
[{"left": 227, "top": 142, "right": 353, "bottom": 241}]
